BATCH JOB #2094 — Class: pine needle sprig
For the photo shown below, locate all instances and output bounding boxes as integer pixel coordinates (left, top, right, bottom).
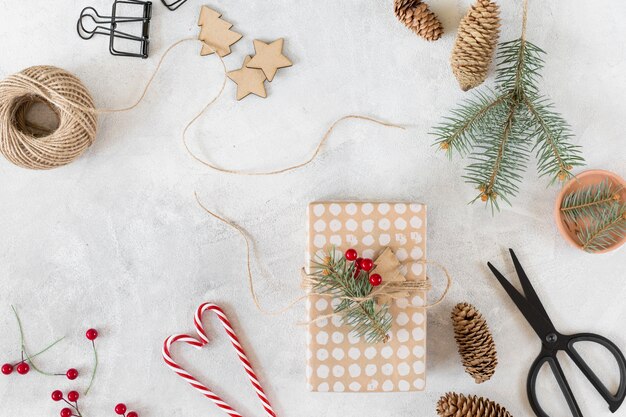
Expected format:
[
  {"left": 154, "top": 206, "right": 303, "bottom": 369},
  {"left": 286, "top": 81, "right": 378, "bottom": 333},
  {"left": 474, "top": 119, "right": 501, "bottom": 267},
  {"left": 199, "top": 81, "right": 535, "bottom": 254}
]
[
  {"left": 431, "top": 18, "right": 585, "bottom": 211},
  {"left": 309, "top": 250, "right": 391, "bottom": 344},
  {"left": 561, "top": 179, "right": 622, "bottom": 223},
  {"left": 577, "top": 204, "right": 626, "bottom": 253},
  {"left": 432, "top": 90, "right": 510, "bottom": 157}
]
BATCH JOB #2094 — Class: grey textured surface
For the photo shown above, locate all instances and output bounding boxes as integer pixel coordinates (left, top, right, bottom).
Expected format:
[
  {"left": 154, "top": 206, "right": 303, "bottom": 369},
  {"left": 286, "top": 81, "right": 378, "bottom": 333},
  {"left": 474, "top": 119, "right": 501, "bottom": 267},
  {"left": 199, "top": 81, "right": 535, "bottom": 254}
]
[{"left": 0, "top": 1, "right": 625, "bottom": 416}]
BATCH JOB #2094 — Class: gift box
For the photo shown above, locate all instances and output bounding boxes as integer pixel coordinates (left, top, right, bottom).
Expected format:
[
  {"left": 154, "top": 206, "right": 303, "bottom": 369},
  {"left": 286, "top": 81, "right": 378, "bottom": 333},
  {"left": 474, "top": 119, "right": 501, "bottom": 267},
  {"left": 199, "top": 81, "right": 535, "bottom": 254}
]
[{"left": 306, "top": 202, "right": 427, "bottom": 392}]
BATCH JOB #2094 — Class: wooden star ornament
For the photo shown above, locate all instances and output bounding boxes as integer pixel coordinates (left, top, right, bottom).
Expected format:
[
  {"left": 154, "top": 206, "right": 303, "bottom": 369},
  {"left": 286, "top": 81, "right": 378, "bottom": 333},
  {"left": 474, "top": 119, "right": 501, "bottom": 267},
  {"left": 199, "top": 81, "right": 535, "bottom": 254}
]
[
  {"left": 247, "top": 39, "right": 293, "bottom": 81},
  {"left": 227, "top": 56, "right": 267, "bottom": 100}
]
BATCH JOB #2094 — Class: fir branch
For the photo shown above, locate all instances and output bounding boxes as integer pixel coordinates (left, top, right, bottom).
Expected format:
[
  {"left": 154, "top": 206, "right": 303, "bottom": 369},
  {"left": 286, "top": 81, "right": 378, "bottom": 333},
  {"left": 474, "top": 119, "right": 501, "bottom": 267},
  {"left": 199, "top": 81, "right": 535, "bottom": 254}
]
[
  {"left": 431, "top": 31, "right": 585, "bottom": 212},
  {"left": 577, "top": 205, "right": 626, "bottom": 253},
  {"left": 525, "top": 96, "right": 584, "bottom": 182},
  {"left": 310, "top": 250, "right": 391, "bottom": 344},
  {"left": 560, "top": 179, "right": 622, "bottom": 223}
]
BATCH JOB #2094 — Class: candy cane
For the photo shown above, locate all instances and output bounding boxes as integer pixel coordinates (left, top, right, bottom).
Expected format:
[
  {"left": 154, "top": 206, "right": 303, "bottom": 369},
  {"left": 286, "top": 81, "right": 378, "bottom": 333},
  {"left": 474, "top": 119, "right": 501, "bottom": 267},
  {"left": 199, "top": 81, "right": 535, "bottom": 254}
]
[{"left": 163, "top": 303, "right": 277, "bottom": 417}]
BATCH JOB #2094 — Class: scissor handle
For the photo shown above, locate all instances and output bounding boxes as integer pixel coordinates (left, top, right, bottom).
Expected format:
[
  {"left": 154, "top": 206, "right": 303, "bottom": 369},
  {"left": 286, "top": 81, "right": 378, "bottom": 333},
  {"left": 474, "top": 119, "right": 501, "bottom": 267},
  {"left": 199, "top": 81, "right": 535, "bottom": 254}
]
[
  {"left": 568, "top": 333, "right": 626, "bottom": 412},
  {"left": 527, "top": 333, "right": 626, "bottom": 417}
]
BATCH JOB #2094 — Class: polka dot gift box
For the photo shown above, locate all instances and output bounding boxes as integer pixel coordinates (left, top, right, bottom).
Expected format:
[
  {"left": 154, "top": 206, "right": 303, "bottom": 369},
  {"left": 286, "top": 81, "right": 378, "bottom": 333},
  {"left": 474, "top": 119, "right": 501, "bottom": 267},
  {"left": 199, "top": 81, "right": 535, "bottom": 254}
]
[{"left": 306, "top": 202, "right": 427, "bottom": 392}]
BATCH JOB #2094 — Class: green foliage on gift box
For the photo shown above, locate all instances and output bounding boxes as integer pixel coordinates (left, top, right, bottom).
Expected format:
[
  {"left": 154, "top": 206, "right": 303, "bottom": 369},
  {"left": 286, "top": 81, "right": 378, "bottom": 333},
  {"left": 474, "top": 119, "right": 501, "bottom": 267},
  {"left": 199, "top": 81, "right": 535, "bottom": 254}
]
[{"left": 309, "top": 250, "right": 391, "bottom": 344}]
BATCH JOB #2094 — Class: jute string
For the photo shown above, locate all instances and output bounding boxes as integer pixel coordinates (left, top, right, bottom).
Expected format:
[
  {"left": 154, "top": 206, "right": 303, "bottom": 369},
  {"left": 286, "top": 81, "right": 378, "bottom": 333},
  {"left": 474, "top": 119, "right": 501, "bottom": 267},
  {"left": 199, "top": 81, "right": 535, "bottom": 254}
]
[
  {"left": 195, "top": 192, "right": 452, "bottom": 319},
  {"left": 0, "top": 37, "right": 403, "bottom": 171}
]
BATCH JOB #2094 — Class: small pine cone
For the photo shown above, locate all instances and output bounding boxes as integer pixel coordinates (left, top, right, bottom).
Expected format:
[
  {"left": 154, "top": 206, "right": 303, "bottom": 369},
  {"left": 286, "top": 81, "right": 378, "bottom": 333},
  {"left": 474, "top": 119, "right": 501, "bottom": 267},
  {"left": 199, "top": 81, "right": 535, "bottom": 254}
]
[
  {"left": 450, "top": 0, "right": 501, "bottom": 91},
  {"left": 394, "top": 0, "right": 444, "bottom": 41},
  {"left": 437, "top": 392, "right": 514, "bottom": 417},
  {"left": 452, "top": 302, "right": 498, "bottom": 383}
]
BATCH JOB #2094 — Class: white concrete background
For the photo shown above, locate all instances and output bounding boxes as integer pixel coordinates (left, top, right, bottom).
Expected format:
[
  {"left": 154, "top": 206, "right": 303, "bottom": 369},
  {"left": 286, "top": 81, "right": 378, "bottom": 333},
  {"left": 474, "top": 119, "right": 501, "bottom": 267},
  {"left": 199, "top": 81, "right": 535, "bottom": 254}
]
[{"left": 1, "top": 1, "right": 625, "bottom": 416}]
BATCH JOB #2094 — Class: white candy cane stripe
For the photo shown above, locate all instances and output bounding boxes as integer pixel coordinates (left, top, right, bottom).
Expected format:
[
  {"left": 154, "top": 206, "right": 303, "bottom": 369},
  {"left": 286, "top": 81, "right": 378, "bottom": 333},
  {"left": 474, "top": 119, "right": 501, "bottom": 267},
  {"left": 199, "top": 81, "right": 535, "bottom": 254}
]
[{"left": 163, "top": 303, "right": 277, "bottom": 417}]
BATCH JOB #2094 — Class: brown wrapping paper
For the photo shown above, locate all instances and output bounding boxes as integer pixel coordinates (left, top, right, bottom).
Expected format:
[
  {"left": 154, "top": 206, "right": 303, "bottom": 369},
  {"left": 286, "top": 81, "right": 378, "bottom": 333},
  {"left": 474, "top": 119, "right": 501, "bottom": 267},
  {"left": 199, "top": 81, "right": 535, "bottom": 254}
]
[{"left": 306, "top": 202, "right": 427, "bottom": 392}]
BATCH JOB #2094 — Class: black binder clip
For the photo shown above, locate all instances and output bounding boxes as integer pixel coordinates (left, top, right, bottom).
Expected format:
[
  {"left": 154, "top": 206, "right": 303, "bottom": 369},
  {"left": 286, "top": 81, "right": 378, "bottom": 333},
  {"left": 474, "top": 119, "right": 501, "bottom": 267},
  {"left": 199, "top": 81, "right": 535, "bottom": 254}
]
[
  {"left": 161, "top": 0, "right": 188, "bottom": 11},
  {"left": 77, "top": 0, "right": 152, "bottom": 59}
]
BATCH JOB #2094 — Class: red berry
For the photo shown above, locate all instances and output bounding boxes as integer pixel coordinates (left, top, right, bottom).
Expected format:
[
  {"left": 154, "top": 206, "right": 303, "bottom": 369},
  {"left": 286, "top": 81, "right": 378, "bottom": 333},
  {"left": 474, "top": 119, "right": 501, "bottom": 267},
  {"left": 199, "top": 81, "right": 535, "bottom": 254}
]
[
  {"left": 66, "top": 368, "right": 79, "bottom": 380},
  {"left": 355, "top": 257, "right": 363, "bottom": 268},
  {"left": 67, "top": 391, "right": 79, "bottom": 402},
  {"left": 51, "top": 390, "right": 64, "bottom": 401},
  {"left": 360, "top": 258, "right": 374, "bottom": 272},
  {"left": 16, "top": 362, "right": 30, "bottom": 375},
  {"left": 344, "top": 249, "right": 357, "bottom": 261},
  {"left": 127, "top": 412, "right": 138, "bottom": 417},
  {"left": 85, "top": 328, "right": 98, "bottom": 341},
  {"left": 1, "top": 363, "right": 13, "bottom": 375},
  {"left": 369, "top": 273, "right": 382, "bottom": 286},
  {"left": 60, "top": 408, "right": 73, "bottom": 417},
  {"left": 115, "top": 403, "right": 127, "bottom": 415}
]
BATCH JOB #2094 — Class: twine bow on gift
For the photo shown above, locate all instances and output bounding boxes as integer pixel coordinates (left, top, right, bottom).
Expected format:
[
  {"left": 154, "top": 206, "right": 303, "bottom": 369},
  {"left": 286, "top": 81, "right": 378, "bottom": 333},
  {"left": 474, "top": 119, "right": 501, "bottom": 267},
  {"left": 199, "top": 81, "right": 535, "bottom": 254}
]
[{"left": 300, "top": 247, "right": 451, "bottom": 307}]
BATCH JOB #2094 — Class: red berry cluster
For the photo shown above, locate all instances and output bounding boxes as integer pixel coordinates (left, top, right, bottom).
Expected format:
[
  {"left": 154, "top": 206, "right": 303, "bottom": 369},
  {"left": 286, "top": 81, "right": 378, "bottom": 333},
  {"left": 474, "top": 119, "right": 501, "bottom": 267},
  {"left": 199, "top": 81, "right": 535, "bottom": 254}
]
[
  {"left": 1, "top": 361, "right": 30, "bottom": 375},
  {"left": 1, "top": 358, "right": 77, "bottom": 379},
  {"left": 52, "top": 390, "right": 138, "bottom": 417},
  {"left": 344, "top": 249, "right": 382, "bottom": 286},
  {"left": 115, "top": 403, "right": 139, "bottom": 417}
]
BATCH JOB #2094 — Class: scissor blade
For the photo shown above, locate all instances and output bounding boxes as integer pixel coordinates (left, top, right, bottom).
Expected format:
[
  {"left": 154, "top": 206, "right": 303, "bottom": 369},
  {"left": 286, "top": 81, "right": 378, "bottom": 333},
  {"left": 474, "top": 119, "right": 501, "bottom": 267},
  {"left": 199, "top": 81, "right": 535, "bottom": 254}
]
[
  {"left": 508, "top": 249, "right": 554, "bottom": 328},
  {"left": 487, "top": 262, "right": 528, "bottom": 314},
  {"left": 487, "top": 261, "right": 555, "bottom": 340}
]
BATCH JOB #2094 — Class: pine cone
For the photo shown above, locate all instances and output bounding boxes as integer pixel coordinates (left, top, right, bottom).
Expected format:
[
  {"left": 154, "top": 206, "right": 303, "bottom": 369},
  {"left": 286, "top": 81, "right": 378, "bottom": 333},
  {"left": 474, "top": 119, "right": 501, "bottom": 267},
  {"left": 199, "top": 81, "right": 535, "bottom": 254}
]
[
  {"left": 437, "top": 392, "right": 514, "bottom": 417},
  {"left": 452, "top": 302, "right": 497, "bottom": 383},
  {"left": 394, "top": 0, "right": 443, "bottom": 41},
  {"left": 450, "top": 0, "right": 501, "bottom": 91}
]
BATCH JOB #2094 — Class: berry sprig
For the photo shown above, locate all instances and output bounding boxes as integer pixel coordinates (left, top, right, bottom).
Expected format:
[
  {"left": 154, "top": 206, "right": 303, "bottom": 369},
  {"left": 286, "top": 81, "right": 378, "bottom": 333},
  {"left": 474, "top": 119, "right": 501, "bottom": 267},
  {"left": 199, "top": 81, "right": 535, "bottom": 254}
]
[
  {"left": 2, "top": 306, "right": 74, "bottom": 378},
  {"left": 52, "top": 390, "right": 139, "bottom": 417},
  {"left": 84, "top": 329, "right": 99, "bottom": 395}
]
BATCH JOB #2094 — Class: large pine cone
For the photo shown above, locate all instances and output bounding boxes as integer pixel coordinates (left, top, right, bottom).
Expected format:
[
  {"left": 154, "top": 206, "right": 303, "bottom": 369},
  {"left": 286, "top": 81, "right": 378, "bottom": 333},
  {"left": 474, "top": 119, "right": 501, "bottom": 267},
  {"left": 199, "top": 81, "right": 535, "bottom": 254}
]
[
  {"left": 450, "top": 0, "right": 500, "bottom": 91},
  {"left": 452, "top": 302, "right": 498, "bottom": 383},
  {"left": 394, "top": 0, "right": 444, "bottom": 41},
  {"left": 437, "top": 392, "right": 514, "bottom": 417}
]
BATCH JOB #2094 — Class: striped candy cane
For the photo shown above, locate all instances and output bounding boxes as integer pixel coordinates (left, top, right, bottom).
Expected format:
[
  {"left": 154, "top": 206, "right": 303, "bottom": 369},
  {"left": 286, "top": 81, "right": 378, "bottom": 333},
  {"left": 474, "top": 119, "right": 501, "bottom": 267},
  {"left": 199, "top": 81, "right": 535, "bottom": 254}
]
[{"left": 163, "top": 303, "right": 277, "bottom": 417}]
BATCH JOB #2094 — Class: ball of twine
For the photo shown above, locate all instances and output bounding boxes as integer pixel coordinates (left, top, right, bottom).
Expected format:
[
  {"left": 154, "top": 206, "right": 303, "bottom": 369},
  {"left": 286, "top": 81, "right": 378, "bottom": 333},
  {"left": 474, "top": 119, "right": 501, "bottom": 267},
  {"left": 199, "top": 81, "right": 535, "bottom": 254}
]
[{"left": 0, "top": 65, "right": 97, "bottom": 169}]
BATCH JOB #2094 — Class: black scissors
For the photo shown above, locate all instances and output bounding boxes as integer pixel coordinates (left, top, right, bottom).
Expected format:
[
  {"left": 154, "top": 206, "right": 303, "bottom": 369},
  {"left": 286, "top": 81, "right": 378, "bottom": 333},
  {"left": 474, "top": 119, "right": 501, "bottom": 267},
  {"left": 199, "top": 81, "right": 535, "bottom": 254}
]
[{"left": 487, "top": 249, "right": 626, "bottom": 417}]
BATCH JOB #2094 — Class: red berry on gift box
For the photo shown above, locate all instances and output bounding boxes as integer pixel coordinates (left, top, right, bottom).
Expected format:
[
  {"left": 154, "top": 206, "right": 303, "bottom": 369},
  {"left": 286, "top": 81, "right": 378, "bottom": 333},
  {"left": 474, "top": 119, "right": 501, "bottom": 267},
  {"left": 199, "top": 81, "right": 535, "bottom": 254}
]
[
  {"left": 60, "top": 407, "right": 73, "bottom": 417},
  {"left": 345, "top": 249, "right": 357, "bottom": 261},
  {"left": 355, "top": 257, "right": 363, "bottom": 268},
  {"left": 115, "top": 403, "right": 127, "bottom": 415},
  {"left": 51, "top": 390, "right": 64, "bottom": 401},
  {"left": 369, "top": 274, "right": 382, "bottom": 286},
  {"left": 1, "top": 363, "right": 13, "bottom": 375},
  {"left": 16, "top": 362, "right": 30, "bottom": 375},
  {"left": 127, "top": 412, "right": 138, "bottom": 417},
  {"left": 67, "top": 391, "right": 79, "bottom": 402},
  {"left": 66, "top": 368, "right": 79, "bottom": 380},
  {"left": 86, "top": 329, "right": 98, "bottom": 341},
  {"left": 361, "top": 258, "right": 374, "bottom": 272}
]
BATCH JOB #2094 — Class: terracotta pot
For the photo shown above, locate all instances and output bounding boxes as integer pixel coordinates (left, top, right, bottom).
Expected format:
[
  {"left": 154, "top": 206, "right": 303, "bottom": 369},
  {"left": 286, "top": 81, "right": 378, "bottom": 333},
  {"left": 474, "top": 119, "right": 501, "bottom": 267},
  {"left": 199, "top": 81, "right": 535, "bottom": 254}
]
[{"left": 554, "top": 169, "right": 626, "bottom": 254}]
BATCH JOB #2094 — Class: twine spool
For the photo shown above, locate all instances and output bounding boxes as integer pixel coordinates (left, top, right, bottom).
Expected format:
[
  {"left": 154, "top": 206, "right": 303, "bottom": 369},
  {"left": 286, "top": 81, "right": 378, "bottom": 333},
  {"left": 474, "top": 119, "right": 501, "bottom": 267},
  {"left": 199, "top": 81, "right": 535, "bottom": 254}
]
[{"left": 0, "top": 65, "right": 97, "bottom": 169}]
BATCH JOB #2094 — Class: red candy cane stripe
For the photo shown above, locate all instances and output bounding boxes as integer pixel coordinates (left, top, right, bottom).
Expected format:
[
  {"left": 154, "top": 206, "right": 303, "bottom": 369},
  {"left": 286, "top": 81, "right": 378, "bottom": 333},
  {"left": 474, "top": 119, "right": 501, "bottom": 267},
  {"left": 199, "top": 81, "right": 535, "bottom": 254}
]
[{"left": 163, "top": 303, "right": 277, "bottom": 417}]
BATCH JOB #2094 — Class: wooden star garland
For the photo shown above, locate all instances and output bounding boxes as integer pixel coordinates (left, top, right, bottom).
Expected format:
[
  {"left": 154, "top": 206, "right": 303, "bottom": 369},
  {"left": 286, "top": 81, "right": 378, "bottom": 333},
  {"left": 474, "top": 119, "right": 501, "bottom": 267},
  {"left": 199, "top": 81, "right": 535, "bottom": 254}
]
[
  {"left": 197, "top": 6, "right": 242, "bottom": 57},
  {"left": 227, "top": 56, "right": 267, "bottom": 100},
  {"left": 196, "top": 6, "right": 293, "bottom": 100},
  {"left": 247, "top": 39, "right": 293, "bottom": 81}
]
